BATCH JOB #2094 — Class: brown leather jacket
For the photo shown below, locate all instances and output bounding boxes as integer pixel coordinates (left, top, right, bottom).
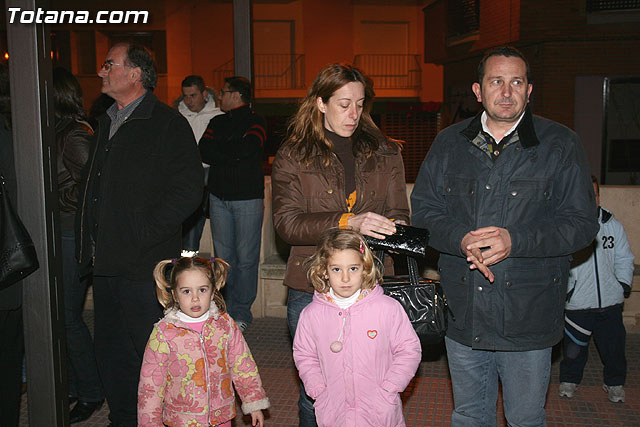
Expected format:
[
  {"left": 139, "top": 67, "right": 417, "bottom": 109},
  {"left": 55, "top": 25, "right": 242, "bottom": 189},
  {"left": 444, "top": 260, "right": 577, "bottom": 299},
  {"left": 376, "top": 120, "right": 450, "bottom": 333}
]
[
  {"left": 272, "top": 141, "right": 409, "bottom": 292},
  {"left": 56, "top": 118, "right": 92, "bottom": 232}
]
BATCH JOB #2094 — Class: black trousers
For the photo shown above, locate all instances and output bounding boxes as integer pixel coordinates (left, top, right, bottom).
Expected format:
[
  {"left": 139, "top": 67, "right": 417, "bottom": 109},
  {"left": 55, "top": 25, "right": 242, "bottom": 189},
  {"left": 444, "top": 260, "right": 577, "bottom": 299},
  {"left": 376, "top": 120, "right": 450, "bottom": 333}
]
[
  {"left": 0, "top": 307, "right": 24, "bottom": 427},
  {"left": 93, "top": 276, "right": 163, "bottom": 426},
  {"left": 559, "top": 305, "right": 627, "bottom": 386}
]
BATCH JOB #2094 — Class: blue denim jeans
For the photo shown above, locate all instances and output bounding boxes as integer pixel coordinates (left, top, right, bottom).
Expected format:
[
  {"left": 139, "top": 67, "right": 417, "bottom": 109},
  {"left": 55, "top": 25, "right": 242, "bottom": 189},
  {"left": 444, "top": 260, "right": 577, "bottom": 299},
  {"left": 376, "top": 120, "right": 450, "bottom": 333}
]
[
  {"left": 287, "top": 288, "right": 318, "bottom": 427},
  {"left": 62, "top": 230, "right": 104, "bottom": 402},
  {"left": 445, "top": 337, "right": 551, "bottom": 427},
  {"left": 209, "top": 195, "right": 263, "bottom": 325}
]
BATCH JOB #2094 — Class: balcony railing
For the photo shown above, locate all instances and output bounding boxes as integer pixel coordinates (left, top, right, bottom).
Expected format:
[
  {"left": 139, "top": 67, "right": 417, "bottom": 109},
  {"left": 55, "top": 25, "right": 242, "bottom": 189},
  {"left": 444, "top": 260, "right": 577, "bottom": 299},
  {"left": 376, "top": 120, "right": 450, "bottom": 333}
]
[
  {"left": 353, "top": 54, "right": 422, "bottom": 89},
  {"left": 211, "top": 59, "right": 234, "bottom": 93},
  {"left": 587, "top": 0, "right": 640, "bottom": 12},
  {"left": 212, "top": 54, "right": 305, "bottom": 91},
  {"left": 255, "top": 54, "right": 305, "bottom": 89}
]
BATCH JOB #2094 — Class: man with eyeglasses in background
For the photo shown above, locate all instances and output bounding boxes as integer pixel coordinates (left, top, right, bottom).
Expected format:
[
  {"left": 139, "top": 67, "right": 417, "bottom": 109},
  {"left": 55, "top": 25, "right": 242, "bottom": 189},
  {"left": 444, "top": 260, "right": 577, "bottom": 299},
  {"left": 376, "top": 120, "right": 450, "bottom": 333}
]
[
  {"left": 76, "top": 42, "right": 203, "bottom": 426},
  {"left": 199, "top": 76, "right": 266, "bottom": 333}
]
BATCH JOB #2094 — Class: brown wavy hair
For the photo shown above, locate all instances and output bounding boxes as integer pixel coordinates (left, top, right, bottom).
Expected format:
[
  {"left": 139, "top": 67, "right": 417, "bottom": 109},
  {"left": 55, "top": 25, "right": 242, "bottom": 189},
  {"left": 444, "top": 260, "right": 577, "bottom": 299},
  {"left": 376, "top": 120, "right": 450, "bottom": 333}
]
[
  {"left": 153, "top": 256, "right": 229, "bottom": 313},
  {"left": 306, "top": 228, "right": 381, "bottom": 293},
  {"left": 281, "top": 63, "right": 390, "bottom": 166}
]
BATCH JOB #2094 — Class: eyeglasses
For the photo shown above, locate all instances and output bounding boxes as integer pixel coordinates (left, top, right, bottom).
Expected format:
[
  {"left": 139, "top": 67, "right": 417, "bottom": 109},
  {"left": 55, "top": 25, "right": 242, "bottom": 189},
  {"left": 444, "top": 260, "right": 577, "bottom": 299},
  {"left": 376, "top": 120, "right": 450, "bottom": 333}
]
[
  {"left": 100, "top": 60, "right": 125, "bottom": 71},
  {"left": 219, "top": 89, "right": 235, "bottom": 96}
]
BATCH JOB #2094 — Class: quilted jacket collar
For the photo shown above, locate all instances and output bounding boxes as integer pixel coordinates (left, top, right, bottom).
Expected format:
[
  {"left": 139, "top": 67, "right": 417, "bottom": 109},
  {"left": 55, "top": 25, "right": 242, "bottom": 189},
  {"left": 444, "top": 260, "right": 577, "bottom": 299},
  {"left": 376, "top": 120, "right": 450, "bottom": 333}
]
[{"left": 460, "top": 106, "right": 540, "bottom": 149}]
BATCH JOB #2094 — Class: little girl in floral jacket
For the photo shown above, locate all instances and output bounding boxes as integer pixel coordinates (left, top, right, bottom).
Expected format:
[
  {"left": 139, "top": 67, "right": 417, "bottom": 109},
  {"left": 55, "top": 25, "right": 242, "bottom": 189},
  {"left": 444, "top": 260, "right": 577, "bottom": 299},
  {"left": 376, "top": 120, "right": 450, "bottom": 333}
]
[{"left": 138, "top": 256, "right": 269, "bottom": 427}]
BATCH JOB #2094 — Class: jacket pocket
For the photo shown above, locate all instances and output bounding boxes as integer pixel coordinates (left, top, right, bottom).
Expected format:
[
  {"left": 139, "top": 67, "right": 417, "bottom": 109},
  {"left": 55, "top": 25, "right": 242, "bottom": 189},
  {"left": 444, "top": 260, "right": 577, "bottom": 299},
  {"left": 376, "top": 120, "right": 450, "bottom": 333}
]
[
  {"left": 313, "top": 388, "right": 337, "bottom": 427},
  {"left": 505, "top": 179, "right": 552, "bottom": 226},
  {"left": 373, "top": 388, "right": 402, "bottom": 426},
  {"left": 438, "top": 260, "right": 469, "bottom": 331},
  {"left": 503, "top": 267, "right": 564, "bottom": 337},
  {"left": 443, "top": 175, "right": 476, "bottom": 225},
  {"left": 297, "top": 170, "right": 337, "bottom": 211}
]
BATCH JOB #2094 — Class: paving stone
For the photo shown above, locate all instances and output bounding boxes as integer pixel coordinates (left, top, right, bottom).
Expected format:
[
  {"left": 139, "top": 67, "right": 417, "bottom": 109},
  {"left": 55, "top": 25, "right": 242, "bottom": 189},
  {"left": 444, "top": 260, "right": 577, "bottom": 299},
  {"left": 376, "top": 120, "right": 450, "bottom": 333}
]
[{"left": 19, "top": 314, "right": 640, "bottom": 426}]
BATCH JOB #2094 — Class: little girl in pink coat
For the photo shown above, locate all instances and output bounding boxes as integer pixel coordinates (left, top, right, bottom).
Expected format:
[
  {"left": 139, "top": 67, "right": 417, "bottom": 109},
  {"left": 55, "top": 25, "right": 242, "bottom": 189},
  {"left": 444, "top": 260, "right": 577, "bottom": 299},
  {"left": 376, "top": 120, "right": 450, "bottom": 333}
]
[
  {"left": 138, "top": 256, "right": 269, "bottom": 427},
  {"left": 293, "top": 229, "right": 421, "bottom": 427}
]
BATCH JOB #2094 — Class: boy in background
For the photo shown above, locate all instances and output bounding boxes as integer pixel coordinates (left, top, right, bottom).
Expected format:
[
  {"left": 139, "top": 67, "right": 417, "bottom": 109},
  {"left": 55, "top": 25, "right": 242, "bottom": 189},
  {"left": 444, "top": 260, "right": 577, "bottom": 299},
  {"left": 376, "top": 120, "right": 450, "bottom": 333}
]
[{"left": 559, "top": 176, "right": 635, "bottom": 403}]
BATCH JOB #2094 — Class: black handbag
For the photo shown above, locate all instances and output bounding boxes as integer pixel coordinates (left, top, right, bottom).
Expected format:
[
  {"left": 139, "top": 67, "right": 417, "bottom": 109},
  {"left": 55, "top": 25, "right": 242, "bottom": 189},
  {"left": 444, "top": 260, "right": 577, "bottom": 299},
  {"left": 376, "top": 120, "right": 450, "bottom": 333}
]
[
  {"left": 0, "top": 175, "right": 39, "bottom": 290},
  {"left": 365, "top": 224, "right": 447, "bottom": 345},
  {"left": 364, "top": 224, "right": 429, "bottom": 257},
  {"left": 381, "top": 255, "right": 448, "bottom": 345}
]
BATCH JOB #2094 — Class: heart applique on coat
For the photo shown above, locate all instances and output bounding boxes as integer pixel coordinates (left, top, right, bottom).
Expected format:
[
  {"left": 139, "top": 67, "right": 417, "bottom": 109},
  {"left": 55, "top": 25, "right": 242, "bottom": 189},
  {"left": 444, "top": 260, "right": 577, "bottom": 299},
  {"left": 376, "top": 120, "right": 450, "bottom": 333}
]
[{"left": 367, "top": 330, "right": 377, "bottom": 339}]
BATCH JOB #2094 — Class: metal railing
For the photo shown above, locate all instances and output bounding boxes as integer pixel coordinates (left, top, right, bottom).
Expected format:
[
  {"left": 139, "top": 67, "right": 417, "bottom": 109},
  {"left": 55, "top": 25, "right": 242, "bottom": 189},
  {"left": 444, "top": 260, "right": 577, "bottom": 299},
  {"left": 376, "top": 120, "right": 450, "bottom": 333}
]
[
  {"left": 587, "top": 0, "right": 640, "bottom": 12},
  {"left": 212, "top": 54, "right": 305, "bottom": 91},
  {"left": 255, "top": 54, "right": 305, "bottom": 89},
  {"left": 353, "top": 54, "right": 422, "bottom": 89},
  {"left": 211, "top": 59, "right": 234, "bottom": 92}
]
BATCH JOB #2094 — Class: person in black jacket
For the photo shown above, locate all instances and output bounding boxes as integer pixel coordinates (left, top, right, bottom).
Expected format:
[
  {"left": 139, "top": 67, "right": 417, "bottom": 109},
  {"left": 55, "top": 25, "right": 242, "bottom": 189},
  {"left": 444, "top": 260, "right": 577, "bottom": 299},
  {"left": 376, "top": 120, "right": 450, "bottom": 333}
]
[
  {"left": 0, "top": 62, "right": 23, "bottom": 427},
  {"left": 75, "top": 43, "right": 203, "bottom": 426},
  {"left": 411, "top": 46, "right": 598, "bottom": 426},
  {"left": 53, "top": 67, "right": 105, "bottom": 423},
  {"left": 199, "top": 76, "right": 266, "bottom": 332}
]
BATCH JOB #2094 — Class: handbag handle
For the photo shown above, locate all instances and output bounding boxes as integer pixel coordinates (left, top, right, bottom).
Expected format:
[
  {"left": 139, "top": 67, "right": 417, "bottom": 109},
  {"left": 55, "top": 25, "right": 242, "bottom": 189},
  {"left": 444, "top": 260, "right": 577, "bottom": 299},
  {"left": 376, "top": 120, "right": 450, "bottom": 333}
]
[{"left": 374, "top": 249, "right": 422, "bottom": 286}]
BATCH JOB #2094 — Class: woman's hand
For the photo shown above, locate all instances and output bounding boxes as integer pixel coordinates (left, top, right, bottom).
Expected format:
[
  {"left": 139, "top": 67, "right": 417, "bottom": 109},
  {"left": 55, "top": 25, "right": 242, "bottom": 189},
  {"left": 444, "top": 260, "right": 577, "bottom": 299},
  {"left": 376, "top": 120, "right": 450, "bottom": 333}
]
[
  {"left": 251, "top": 410, "right": 264, "bottom": 427},
  {"left": 347, "top": 212, "right": 396, "bottom": 238}
]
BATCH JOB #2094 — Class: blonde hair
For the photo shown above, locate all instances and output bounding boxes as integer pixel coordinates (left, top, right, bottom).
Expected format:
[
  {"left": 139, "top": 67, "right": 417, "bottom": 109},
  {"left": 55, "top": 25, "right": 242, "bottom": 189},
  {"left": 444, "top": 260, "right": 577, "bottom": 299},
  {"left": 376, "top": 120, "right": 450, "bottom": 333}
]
[
  {"left": 306, "top": 229, "right": 381, "bottom": 293},
  {"left": 153, "top": 256, "right": 229, "bottom": 312}
]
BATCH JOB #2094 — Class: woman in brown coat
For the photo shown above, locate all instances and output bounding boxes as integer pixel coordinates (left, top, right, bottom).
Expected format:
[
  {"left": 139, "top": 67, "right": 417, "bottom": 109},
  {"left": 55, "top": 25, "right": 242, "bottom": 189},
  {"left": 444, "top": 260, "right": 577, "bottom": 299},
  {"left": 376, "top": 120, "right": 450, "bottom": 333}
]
[{"left": 271, "top": 63, "right": 409, "bottom": 426}]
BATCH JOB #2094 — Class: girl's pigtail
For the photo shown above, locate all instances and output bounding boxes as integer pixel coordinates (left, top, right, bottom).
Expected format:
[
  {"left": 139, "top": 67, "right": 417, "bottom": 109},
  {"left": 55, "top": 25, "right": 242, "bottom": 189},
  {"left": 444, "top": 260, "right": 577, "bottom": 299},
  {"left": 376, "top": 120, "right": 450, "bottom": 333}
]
[
  {"left": 210, "top": 258, "right": 229, "bottom": 313},
  {"left": 153, "top": 259, "right": 175, "bottom": 309}
]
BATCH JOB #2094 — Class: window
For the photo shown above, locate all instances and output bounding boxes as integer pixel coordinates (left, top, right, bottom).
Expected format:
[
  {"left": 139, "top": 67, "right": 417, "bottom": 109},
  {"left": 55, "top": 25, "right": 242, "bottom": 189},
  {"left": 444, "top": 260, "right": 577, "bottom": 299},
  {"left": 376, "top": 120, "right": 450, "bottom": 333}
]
[
  {"left": 101, "top": 31, "right": 167, "bottom": 74},
  {"left": 602, "top": 77, "right": 640, "bottom": 185},
  {"left": 446, "top": 0, "right": 479, "bottom": 39}
]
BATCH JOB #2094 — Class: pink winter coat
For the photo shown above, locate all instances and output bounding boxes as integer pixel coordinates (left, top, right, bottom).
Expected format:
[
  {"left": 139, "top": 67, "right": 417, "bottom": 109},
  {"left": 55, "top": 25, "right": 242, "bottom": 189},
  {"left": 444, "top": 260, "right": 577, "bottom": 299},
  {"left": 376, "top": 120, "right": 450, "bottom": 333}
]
[
  {"left": 293, "top": 285, "right": 422, "bottom": 427},
  {"left": 137, "top": 306, "right": 269, "bottom": 426}
]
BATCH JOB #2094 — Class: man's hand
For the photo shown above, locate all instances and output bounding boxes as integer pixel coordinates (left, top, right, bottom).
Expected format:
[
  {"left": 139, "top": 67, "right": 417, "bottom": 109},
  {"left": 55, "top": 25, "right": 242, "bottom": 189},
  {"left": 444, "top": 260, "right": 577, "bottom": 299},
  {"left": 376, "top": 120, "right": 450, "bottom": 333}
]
[
  {"left": 461, "top": 231, "right": 495, "bottom": 283},
  {"left": 347, "top": 212, "right": 396, "bottom": 239},
  {"left": 461, "top": 226, "right": 512, "bottom": 283},
  {"left": 466, "top": 226, "right": 512, "bottom": 266}
]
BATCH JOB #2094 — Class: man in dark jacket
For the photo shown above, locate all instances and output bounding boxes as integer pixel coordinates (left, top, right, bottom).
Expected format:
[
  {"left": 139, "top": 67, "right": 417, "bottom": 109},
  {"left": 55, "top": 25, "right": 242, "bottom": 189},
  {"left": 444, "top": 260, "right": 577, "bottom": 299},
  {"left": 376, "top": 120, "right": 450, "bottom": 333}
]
[
  {"left": 411, "top": 46, "right": 599, "bottom": 426},
  {"left": 76, "top": 43, "right": 203, "bottom": 426},
  {"left": 199, "top": 76, "right": 266, "bottom": 332}
]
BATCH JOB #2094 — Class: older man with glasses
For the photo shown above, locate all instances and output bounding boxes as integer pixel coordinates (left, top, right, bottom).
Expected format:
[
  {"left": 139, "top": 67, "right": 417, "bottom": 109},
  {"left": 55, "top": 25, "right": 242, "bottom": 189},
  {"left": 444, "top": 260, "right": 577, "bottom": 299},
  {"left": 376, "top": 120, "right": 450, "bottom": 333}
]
[{"left": 76, "top": 43, "right": 203, "bottom": 426}]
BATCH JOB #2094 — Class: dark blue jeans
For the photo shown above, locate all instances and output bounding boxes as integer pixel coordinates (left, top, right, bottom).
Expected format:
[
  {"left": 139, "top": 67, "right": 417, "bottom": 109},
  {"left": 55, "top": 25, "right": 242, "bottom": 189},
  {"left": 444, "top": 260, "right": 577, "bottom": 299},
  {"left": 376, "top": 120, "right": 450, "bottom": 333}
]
[
  {"left": 287, "top": 288, "right": 318, "bottom": 427},
  {"left": 209, "top": 195, "right": 263, "bottom": 325},
  {"left": 61, "top": 230, "right": 103, "bottom": 402},
  {"left": 445, "top": 337, "right": 551, "bottom": 426}
]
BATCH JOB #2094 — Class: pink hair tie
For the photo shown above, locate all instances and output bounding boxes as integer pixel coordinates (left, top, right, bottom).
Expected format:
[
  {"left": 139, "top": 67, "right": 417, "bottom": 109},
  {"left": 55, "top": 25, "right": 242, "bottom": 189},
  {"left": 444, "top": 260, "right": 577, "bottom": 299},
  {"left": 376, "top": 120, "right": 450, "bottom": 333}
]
[{"left": 359, "top": 240, "right": 365, "bottom": 254}]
